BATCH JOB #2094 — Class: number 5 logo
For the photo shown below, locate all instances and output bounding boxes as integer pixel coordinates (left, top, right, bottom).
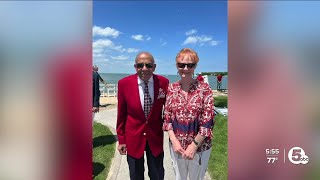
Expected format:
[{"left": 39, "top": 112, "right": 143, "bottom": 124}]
[{"left": 288, "top": 147, "right": 309, "bottom": 165}]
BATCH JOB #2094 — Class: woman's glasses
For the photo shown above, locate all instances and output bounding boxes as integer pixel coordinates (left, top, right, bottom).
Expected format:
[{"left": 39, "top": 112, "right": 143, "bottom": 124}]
[
  {"left": 135, "top": 63, "right": 154, "bottom": 69},
  {"left": 177, "top": 63, "right": 196, "bottom": 69}
]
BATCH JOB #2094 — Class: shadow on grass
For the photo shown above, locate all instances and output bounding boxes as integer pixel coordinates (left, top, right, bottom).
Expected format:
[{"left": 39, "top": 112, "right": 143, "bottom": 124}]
[
  {"left": 214, "top": 96, "right": 228, "bottom": 108},
  {"left": 93, "top": 135, "right": 117, "bottom": 148},
  {"left": 93, "top": 162, "right": 105, "bottom": 178}
]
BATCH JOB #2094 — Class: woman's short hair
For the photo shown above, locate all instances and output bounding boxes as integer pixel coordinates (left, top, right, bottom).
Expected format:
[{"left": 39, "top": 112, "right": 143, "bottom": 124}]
[{"left": 176, "top": 48, "right": 199, "bottom": 64}]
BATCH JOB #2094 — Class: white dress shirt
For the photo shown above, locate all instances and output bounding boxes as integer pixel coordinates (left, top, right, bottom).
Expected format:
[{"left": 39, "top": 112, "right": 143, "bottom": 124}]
[{"left": 137, "top": 76, "right": 154, "bottom": 110}]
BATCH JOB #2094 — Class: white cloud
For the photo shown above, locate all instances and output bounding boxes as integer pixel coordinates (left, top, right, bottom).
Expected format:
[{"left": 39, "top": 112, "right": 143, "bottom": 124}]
[
  {"left": 93, "top": 48, "right": 103, "bottom": 54},
  {"left": 93, "top": 53, "right": 103, "bottom": 58},
  {"left": 111, "top": 55, "right": 129, "bottom": 60},
  {"left": 93, "top": 26, "right": 121, "bottom": 38},
  {"left": 210, "top": 40, "right": 219, "bottom": 46},
  {"left": 93, "top": 49, "right": 103, "bottom": 59},
  {"left": 113, "top": 45, "right": 126, "bottom": 52},
  {"left": 131, "top": 34, "right": 144, "bottom": 41},
  {"left": 92, "top": 39, "right": 127, "bottom": 65},
  {"left": 93, "top": 39, "right": 125, "bottom": 52},
  {"left": 160, "top": 38, "right": 167, "bottom": 46},
  {"left": 131, "top": 34, "right": 151, "bottom": 41},
  {"left": 182, "top": 36, "right": 198, "bottom": 45},
  {"left": 182, "top": 35, "right": 219, "bottom": 46},
  {"left": 185, "top": 29, "right": 198, "bottom": 36},
  {"left": 93, "top": 48, "right": 108, "bottom": 62},
  {"left": 94, "top": 58, "right": 110, "bottom": 63},
  {"left": 93, "top": 39, "right": 113, "bottom": 48},
  {"left": 127, "top": 48, "right": 139, "bottom": 53},
  {"left": 199, "top": 35, "right": 212, "bottom": 42}
]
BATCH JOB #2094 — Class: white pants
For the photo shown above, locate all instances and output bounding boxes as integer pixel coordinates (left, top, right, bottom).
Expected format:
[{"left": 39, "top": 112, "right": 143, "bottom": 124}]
[
  {"left": 92, "top": 112, "right": 95, "bottom": 127},
  {"left": 169, "top": 143, "right": 212, "bottom": 180}
]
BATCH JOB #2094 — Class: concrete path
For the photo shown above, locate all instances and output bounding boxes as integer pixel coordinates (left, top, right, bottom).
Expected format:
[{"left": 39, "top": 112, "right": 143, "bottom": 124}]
[{"left": 94, "top": 108, "right": 211, "bottom": 180}]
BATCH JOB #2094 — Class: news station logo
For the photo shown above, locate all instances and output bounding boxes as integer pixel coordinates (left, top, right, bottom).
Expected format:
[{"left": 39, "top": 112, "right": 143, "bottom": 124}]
[
  {"left": 266, "top": 147, "right": 309, "bottom": 165},
  {"left": 288, "top": 147, "right": 309, "bottom": 165}
]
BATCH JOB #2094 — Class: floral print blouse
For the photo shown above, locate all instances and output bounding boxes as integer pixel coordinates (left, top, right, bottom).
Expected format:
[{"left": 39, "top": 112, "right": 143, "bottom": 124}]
[{"left": 163, "top": 80, "right": 214, "bottom": 152}]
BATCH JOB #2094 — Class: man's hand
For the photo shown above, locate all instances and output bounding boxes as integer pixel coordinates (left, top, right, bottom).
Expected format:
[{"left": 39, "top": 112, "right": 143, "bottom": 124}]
[
  {"left": 92, "top": 107, "right": 99, "bottom": 113},
  {"left": 117, "top": 144, "right": 127, "bottom": 155}
]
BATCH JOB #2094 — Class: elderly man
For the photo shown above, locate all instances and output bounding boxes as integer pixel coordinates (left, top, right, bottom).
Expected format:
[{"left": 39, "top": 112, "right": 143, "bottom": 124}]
[
  {"left": 116, "top": 52, "right": 169, "bottom": 180},
  {"left": 92, "top": 66, "right": 100, "bottom": 113},
  {"left": 92, "top": 65, "right": 107, "bottom": 85}
]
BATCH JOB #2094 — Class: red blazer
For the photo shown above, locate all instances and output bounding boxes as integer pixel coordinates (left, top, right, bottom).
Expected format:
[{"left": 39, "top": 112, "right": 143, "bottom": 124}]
[{"left": 116, "top": 74, "right": 169, "bottom": 159}]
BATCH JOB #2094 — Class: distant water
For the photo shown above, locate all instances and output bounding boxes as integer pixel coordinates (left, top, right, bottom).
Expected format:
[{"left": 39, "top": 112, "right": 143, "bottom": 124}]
[{"left": 99, "top": 73, "right": 228, "bottom": 90}]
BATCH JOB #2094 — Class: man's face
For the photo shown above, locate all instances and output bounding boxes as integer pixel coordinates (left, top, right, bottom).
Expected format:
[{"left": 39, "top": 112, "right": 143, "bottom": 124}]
[{"left": 134, "top": 53, "right": 156, "bottom": 82}]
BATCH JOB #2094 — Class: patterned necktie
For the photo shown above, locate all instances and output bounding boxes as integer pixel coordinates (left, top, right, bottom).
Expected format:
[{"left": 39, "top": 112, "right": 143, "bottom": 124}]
[{"left": 144, "top": 81, "right": 152, "bottom": 118}]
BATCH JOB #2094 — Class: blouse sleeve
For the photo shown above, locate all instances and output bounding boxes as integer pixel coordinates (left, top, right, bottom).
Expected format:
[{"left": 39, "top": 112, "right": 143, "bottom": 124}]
[
  {"left": 198, "top": 85, "right": 214, "bottom": 137},
  {"left": 162, "top": 84, "right": 173, "bottom": 131}
]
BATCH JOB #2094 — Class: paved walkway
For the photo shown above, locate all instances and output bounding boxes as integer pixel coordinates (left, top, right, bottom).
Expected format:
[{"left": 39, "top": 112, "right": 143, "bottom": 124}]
[{"left": 94, "top": 108, "right": 211, "bottom": 180}]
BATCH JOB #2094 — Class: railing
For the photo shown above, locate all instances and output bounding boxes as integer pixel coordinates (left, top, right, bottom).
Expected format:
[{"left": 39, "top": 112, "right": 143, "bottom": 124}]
[
  {"left": 207, "top": 75, "right": 228, "bottom": 90},
  {"left": 99, "top": 84, "right": 118, "bottom": 97}
]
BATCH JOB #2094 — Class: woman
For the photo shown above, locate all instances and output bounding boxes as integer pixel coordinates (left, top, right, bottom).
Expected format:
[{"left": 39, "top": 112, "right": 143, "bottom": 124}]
[{"left": 163, "top": 48, "right": 214, "bottom": 180}]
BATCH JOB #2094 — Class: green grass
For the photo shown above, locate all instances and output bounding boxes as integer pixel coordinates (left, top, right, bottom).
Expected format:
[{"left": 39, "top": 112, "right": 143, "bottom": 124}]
[
  {"left": 93, "top": 122, "right": 116, "bottom": 180},
  {"left": 208, "top": 114, "right": 228, "bottom": 180},
  {"left": 214, "top": 96, "right": 228, "bottom": 108}
]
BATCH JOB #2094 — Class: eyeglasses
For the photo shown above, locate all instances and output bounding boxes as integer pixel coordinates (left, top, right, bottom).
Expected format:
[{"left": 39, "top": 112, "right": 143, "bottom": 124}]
[
  {"left": 135, "top": 63, "right": 154, "bottom": 69},
  {"left": 177, "top": 63, "right": 196, "bottom": 69}
]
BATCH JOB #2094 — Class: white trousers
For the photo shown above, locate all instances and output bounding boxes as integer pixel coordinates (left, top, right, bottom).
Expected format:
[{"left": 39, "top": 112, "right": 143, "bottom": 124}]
[
  {"left": 92, "top": 112, "right": 95, "bottom": 127},
  {"left": 169, "top": 143, "right": 212, "bottom": 180}
]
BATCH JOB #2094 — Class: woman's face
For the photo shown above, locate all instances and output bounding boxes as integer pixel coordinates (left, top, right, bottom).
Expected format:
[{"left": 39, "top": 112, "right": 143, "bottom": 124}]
[{"left": 176, "top": 55, "right": 196, "bottom": 80}]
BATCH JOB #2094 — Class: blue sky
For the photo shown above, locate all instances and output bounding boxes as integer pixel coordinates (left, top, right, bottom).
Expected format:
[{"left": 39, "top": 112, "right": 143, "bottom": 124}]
[{"left": 93, "top": 1, "right": 227, "bottom": 75}]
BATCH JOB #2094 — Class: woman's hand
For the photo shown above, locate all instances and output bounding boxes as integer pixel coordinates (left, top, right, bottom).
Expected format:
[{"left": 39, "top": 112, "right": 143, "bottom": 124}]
[
  {"left": 171, "top": 139, "right": 185, "bottom": 155},
  {"left": 183, "top": 142, "right": 197, "bottom": 160},
  {"left": 168, "top": 130, "right": 185, "bottom": 155}
]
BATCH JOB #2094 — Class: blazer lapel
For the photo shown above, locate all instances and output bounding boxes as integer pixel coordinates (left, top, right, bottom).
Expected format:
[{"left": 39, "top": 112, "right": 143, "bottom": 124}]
[
  {"left": 133, "top": 74, "right": 145, "bottom": 118},
  {"left": 153, "top": 75, "right": 159, "bottom": 104},
  {"left": 150, "top": 75, "right": 159, "bottom": 114}
]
